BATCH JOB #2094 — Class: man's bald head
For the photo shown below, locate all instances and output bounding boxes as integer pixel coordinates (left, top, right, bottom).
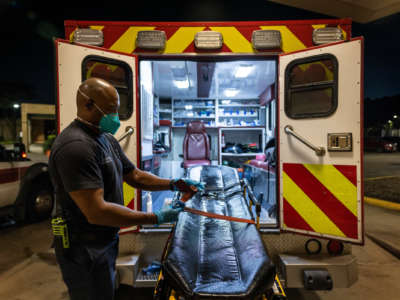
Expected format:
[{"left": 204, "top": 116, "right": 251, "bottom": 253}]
[{"left": 76, "top": 77, "right": 120, "bottom": 125}]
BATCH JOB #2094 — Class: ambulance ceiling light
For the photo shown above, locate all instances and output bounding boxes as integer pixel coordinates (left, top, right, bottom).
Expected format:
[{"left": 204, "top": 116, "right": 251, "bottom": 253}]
[
  {"left": 136, "top": 30, "right": 166, "bottom": 50},
  {"left": 234, "top": 65, "right": 254, "bottom": 78},
  {"left": 73, "top": 28, "right": 104, "bottom": 46},
  {"left": 251, "top": 30, "right": 281, "bottom": 50},
  {"left": 174, "top": 79, "right": 189, "bottom": 89},
  {"left": 185, "top": 105, "right": 193, "bottom": 110},
  {"left": 313, "top": 27, "right": 344, "bottom": 45},
  {"left": 224, "top": 88, "right": 239, "bottom": 97},
  {"left": 195, "top": 31, "right": 223, "bottom": 50}
]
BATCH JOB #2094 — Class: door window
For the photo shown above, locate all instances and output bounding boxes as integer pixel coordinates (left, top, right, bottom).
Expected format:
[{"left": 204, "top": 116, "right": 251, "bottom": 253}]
[
  {"left": 285, "top": 54, "right": 338, "bottom": 119},
  {"left": 82, "top": 56, "right": 133, "bottom": 120}
]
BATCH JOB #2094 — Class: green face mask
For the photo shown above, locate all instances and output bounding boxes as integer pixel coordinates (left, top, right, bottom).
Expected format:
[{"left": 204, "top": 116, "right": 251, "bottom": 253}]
[{"left": 93, "top": 102, "right": 121, "bottom": 135}]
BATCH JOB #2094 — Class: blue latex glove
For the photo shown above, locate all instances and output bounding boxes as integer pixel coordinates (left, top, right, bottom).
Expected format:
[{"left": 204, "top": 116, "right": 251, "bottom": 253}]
[
  {"left": 142, "top": 261, "right": 161, "bottom": 275},
  {"left": 170, "top": 178, "right": 205, "bottom": 192},
  {"left": 154, "top": 205, "right": 184, "bottom": 224}
]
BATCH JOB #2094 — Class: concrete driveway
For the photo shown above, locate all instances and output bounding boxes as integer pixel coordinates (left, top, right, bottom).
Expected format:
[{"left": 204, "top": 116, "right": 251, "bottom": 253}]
[{"left": 364, "top": 152, "right": 400, "bottom": 178}]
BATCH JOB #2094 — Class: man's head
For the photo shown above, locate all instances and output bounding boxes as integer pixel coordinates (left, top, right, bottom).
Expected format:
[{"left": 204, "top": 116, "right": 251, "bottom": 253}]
[{"left": 76, "top": 77, "right": 120, "bottom": 126}]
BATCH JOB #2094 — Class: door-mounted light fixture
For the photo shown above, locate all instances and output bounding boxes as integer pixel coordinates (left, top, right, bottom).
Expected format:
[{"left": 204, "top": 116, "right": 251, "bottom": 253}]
[
  {"left": 73, "top": 28, "right": 104, "bottom": 46},
  {"left": 136, "top": 30, "right": 166, "bottom": 50},
  {"left": 195, "top": 31, "right": 223, "bottom": 50}
]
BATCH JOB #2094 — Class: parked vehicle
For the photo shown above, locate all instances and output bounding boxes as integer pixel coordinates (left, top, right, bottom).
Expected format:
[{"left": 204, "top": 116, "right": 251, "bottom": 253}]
[
  {"left": 0, "top": 143, "right": 54, "bottom": 223},
  {"left": 56, "top": 17, "right": 363, "bottom": 293},
  {"left": 365, "top": 136, "right": 397, "bottom": 152},
  {"left": 382, "top": 136, "right": 400, "bottom": 151}
]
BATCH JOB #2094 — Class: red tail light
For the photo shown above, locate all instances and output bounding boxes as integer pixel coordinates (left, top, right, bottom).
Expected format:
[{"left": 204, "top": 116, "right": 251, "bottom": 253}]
[
  {"left": 21, "top": 152, "right": 27, "bottom": 159},
  {"left": 327, "top": 240, "right": 344, "bottom": 255}
]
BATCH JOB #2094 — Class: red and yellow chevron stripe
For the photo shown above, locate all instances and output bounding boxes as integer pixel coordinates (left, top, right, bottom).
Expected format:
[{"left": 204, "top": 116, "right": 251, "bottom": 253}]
[
  {"left": 282, "top": 163, "right": 358, "bottom": 241},
  {"left": 65, "top": 20, "right": 351, "bottom": 55},
  {"left": 63, "top": 20, "right": 352, "bottom": 211}
]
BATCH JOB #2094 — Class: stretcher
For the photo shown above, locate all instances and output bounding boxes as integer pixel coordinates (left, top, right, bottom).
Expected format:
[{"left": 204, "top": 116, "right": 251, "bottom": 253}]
[{"left": 156, "top": 166, "right": 277, "bottom": 299}]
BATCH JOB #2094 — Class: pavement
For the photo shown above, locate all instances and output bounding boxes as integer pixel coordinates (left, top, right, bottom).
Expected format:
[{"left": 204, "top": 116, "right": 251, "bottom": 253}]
[
  {"left": 362, "top": 153, "right": 400, "bottom": 258},
  {"left": 0, "top": 152, "right": 398, "bottom": 299},
  {"left": 1, "top": 206, "right": 400, "bottom": 300},
  {"left": 364, "top": 152, "right": 400, "bottom": 178},
  {"left": 363, "top": 203, "right": 400, "bottom": 259}
]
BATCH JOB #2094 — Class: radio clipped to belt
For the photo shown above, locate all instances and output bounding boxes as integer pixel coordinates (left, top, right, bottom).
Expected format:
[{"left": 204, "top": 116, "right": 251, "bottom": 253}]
[{"left": 51, "top": 216, "right": 70, "bottom": 253}]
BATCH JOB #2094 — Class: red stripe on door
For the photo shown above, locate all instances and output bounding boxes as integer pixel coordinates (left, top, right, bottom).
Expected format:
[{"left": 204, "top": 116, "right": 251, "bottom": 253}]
[
  {"left": 334, "top": 165, "right": 357, "bottom": 187},
  {"left": 284, "top": 163, "right": 358, "bottom": 239},
  {"left": 283, "top": 197, "right": 314, "bottom": 232},
  {"left": 0, "top": 168, "right": 19, "bottom": 184}
]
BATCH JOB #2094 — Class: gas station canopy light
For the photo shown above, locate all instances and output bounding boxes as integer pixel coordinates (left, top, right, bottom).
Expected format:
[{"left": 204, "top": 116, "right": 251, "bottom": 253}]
[
  {"left": 136, "top": 31, "right": 166, "bottom": 50},
  {"left": 313, "top": 27, "right": 344, "bottom": 45},
  {"left": 195, "top": 31, "right": 223, "bottom": 50},
  {"left": 73, "top": 28, "right": 104, "bottom": 46}
]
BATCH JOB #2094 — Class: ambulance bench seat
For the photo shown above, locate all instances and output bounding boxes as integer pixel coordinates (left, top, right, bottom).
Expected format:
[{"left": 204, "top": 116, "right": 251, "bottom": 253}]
[
  {"left": 162, "top": 165, "right": 276, "bottom": 299},
  {"left": 182, "top": 121, "right": 211, "bottom": 168}
]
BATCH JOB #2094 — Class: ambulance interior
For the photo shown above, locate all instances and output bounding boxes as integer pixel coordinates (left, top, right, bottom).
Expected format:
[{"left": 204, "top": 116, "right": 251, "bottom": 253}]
[{"left": 139, "top": 59, "right": 277, "bottom": 226}]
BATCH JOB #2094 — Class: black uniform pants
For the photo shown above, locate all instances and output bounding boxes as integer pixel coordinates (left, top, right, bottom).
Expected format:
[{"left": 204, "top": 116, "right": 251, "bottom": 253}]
[{"left": 55, "top": 238, "right": 119, "bottom": 300}]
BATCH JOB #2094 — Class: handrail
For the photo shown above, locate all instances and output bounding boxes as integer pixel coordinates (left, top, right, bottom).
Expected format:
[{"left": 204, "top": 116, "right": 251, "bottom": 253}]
[
  {"left": 284, "top": 125, "right": 325, "bottom": 156},
  {"left": 118, "top": 126, "right": 134, "bottom": 143}
]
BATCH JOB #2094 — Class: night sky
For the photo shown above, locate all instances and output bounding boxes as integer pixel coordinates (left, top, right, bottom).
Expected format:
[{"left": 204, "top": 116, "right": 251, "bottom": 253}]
[{"left": 0, "top": 0, "right": 399, "bottom": 103}]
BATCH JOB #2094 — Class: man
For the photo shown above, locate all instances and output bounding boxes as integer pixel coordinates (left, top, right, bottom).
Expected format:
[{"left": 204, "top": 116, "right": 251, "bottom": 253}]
[{"left": 49, "top": 77, "right": 202, "bottom": 300}]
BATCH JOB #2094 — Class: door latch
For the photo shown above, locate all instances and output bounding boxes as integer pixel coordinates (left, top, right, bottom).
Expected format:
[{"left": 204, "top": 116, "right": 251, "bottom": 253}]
[{"left": 327, "top": 133, "right": 352, "bottom": 152}]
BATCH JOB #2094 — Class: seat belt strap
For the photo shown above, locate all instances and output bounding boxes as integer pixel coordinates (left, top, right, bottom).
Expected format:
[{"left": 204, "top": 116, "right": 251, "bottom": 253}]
[{"left": 184, "top": 207, "right": 255, "bottom": 224}]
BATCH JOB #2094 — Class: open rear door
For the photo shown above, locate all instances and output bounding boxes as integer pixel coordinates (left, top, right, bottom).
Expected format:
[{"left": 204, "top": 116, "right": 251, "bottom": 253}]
[
  {"left": 278, "top": 38, "right": 363, "bottom": 244},
  {"left": 55, "top": 39, "right": 139, "bottom": 216}
]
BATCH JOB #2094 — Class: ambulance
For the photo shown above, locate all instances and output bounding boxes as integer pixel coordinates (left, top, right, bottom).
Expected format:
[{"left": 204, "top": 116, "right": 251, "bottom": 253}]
[{"left": 55, "top": 18, "right": 363, "bottom": 295}]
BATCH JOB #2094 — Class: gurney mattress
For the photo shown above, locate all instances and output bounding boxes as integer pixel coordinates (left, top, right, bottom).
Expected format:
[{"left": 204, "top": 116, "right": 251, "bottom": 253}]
[{"left": 163, "top": 166, "right": 275, "bottom": 299}]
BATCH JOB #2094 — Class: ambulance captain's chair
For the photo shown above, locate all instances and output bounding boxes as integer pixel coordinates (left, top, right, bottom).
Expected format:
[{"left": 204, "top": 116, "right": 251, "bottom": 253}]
[{"left": 182, "top": 121, "right": 211, "bottom": 169}]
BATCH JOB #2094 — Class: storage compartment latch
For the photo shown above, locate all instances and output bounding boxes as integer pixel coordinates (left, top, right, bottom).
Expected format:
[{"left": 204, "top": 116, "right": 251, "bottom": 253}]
[
  {"left": 327, "top": 133, "right": 352, "bottom": 151},
  {"left": 303, "top": 269, "right": 333, "bottom": 290}
]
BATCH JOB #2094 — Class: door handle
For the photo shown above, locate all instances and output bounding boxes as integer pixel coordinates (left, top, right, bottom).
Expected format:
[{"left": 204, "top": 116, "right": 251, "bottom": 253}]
[
  {"left": 284, "top": 125, "right": 325, "bottom": 156},
  {"left": 118, "top": 126, "right": 134, "bottom": 143}
]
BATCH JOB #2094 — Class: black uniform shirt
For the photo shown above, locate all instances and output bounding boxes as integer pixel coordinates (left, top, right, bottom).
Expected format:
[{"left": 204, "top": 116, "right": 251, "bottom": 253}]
[{"left": 49, "top": 119, "right": 135, "bottom": 239}]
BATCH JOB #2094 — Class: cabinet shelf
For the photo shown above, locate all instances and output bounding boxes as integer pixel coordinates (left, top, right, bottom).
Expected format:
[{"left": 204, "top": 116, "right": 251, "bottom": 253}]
[
  {"left": 219, "top": 105, "right": 260, "bottom": 108},
  {"left": 174, "top": 116, "right": 215, "bottom": 119},
  {"left": 219, "top": 127, "right": 265, "bottom": 165},
  {"left": 174, "top": 106, "right": 214, "bottom": 109},
  {"left": 219, "top": 115, "right": 258, "bottom": 117},
  {"left": 221, "top": 153, "right": 263, "bottom": 156}
]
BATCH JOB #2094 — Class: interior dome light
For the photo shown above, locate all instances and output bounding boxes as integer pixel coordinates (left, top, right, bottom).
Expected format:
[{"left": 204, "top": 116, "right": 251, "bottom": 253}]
[
  {"left": 174, "top": 79, "right": 189, "bottom": 89},
  {"left": 224, "top": 88, "right": 239, "bottom": 97},
  {"left": 234, "top": 65, "right": 254, "bottom": 78}
]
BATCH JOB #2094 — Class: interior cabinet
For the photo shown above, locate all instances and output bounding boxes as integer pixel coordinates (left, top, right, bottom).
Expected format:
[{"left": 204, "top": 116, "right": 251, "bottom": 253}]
[
  {"left": 172, "top": 98, "right": 265, "bottom": 127},
  {"left": 218, "top": 127, "right": 265, "bottom": 166},
  {"left": 217, "top": 99, "right": 265, "bottom": 127},
  {"left": 172, "top": 98, "right": 216, "bottom": 127}
]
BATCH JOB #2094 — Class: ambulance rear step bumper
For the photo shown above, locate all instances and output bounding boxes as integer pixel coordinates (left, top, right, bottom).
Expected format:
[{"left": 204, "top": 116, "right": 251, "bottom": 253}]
[
  {"left": 116, "top": 254, "right": 159, "bottom": 287},
  {"left": 278, "top": 254, "right": 358, "bottom": 289}
]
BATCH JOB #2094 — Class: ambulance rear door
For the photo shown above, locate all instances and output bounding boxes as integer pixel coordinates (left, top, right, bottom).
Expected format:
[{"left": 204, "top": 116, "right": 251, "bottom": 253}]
[
  {"left": 278, "top": 38, "right": 364, "bottom": 244},
  {"left": 55, "top": 39, "right": 139, "bottom": 213}
]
